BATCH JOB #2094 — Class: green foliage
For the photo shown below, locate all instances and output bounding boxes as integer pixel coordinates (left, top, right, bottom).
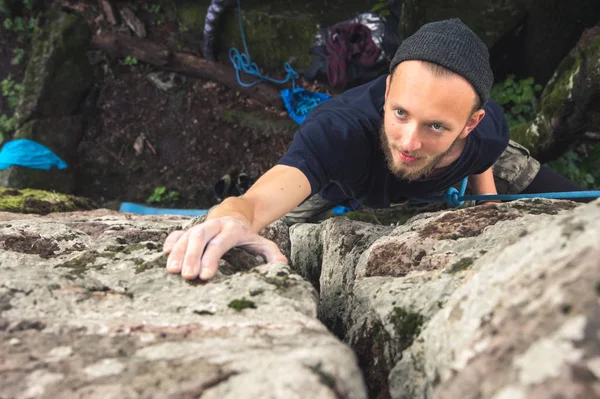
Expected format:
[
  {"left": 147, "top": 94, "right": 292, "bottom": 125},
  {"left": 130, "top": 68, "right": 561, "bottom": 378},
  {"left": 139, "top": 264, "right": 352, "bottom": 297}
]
[
  {"left": 491, "top": 75, "right": 543, "bottom": 128},
  {"left": 0, "top": 75, "right": 23, "bottom": 142},
  {"left": 124, "top": 55, "right": 138, "bottom": 66},
  {"left": 1, "top": 0, "right": 38, "bottom": 41},
  {"left": 145, "top": 3, "right": 166, "bottom": 25},
  {"left": 11, "top": 47, "right": 24, "bottom": 65},
  {"left": 146, "top": 186, "right": 180, "bottom": 204},
  {"left": 371, "top": 0, "right": 392, "bottom": 17},
  {"left": 1, "top": 75, "right": 24, "bottom": 108},
  {"left": 228, "top": 299, "right": 256, "bottom": 311},
  {"left": 547, "top": 145, "right": 600, "bottom": 189}
]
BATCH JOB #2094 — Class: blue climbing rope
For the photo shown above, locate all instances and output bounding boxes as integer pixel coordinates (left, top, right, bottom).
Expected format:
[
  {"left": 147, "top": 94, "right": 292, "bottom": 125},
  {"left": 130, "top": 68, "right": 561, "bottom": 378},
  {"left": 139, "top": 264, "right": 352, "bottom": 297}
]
[
  {"left": 229, "top": 0, "right": 299, "bottom": 88},
  {"left": 415, "top": 177, "right": 600, "bottom": 208},
  {"left": 228, "top": 0, "right": 330, "bottom": 124}
]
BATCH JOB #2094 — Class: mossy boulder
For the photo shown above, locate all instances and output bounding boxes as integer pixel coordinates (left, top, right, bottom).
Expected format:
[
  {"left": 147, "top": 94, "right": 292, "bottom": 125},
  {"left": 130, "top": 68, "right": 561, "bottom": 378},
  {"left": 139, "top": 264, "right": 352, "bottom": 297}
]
[
  {"left": 176, "top": 0, "right": 374, "bottom": 74},
  {"left": 0, "top": 116, "right": 82, "bottom": 192},
  {"left": 0, "top": 187, "right": 96, "bottom": 214},
  {"left": 400, "top": 0, "right": 529, "bottom": 48},
  {"left": 15, "top": 8, "right": 93, "bottom": 124},
  {"left": 509, "top": 26, "right": 600, "bottom": 159}
]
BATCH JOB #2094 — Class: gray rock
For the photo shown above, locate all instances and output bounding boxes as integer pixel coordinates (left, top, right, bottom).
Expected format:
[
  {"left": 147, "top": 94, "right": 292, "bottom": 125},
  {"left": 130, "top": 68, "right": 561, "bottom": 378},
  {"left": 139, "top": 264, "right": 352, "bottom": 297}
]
[
  {"left": 510, "top": 25, "right": 600, "bottom": 159},
  {"left": 289, "top": 199, "right": 600, "bottom": 398},
  {"left": 0, "top": 8, "right": 94, "bottom": 194},
  {"left": 0, "top": 116, "right": 82, "bottom": 193},
  {"left": 0, "top": 210, "right": 367, "bottom": 399},
  {"left": 15, "top": 8, "right": 93, "bottom": 123}
]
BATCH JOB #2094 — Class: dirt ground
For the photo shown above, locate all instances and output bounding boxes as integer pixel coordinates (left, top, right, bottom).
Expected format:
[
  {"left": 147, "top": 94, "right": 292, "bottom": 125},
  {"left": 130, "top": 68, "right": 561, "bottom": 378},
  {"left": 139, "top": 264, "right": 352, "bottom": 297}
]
[
  {"left": 2, "top": 0, "right": 309, "bottom": 210},
  {"left": 76, "top": 60, "right": 295, "bottom": 209}
]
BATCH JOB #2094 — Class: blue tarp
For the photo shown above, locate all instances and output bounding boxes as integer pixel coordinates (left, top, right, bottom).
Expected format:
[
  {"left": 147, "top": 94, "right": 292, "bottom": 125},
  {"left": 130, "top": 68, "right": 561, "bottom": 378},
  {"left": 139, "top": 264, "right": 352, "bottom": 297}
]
[
  {"left": 119, "top": 202, "right": 208, "bottom": 217},
  {"left": 0, "top": 139, "right": 67, "bottom": 170}
]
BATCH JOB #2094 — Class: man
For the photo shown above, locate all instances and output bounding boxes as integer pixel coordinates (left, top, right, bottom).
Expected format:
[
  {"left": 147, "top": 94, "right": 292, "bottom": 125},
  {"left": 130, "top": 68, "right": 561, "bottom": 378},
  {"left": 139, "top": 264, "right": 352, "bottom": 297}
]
[{"left": 163, "top": 18, "right": 586, "bottom": 281}]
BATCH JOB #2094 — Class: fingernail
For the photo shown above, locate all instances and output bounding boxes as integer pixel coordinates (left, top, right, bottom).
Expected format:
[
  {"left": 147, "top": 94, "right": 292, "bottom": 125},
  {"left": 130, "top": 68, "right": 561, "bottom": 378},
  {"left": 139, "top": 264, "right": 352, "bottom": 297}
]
[
  {"left": 168, "top": 259, "right": 180, "bottom": 272},
  {"left": 200, "top": 269, "right": 211, "bottom": 280}
]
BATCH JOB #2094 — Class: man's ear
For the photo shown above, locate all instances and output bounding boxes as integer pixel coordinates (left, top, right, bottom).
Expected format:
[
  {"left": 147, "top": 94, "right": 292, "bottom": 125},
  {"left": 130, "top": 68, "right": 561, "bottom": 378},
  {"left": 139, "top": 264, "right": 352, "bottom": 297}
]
[{"left": 459, "top": 109, "right": 486, "bottom": 139}]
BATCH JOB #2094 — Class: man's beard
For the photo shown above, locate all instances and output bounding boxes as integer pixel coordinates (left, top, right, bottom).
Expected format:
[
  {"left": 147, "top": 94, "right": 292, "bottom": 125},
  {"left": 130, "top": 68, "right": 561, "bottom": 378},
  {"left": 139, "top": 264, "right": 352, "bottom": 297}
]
[{"left": 379, "top": 121, "right": 456, "bottom": 181}]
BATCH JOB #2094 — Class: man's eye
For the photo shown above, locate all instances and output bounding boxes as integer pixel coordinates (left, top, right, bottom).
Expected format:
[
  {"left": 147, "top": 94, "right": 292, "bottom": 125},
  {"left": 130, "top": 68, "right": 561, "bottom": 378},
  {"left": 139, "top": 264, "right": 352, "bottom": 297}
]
[
  {"left": 395, "top": 109, "right": 406, "bottom": 118},
  {"left": 431, "top": 123, "right": 445, "bottom": 132}
]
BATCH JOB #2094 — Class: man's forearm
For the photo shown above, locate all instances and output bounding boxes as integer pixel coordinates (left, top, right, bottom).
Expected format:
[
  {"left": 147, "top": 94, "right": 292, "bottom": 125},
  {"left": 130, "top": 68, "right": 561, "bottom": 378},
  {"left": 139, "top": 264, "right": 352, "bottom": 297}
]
[{"left": 206, "top": 196, "right": 257, "bottom": 229}]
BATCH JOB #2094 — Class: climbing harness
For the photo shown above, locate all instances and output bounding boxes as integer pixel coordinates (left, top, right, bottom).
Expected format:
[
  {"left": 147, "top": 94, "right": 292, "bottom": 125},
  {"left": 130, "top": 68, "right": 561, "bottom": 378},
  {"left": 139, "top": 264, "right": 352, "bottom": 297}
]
[
  {"left": 415, "top": 176, "right": 600, "bottom": 208},
  {"left": 228, "top": 0, "right": 330, "bottom": 124}
]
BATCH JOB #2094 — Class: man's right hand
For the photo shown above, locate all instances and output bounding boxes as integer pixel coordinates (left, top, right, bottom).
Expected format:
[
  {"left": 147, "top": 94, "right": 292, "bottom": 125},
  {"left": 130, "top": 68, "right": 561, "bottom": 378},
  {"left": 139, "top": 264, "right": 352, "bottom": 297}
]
[{"left": 162, "top": 216, "right": 288, "bottom": 280}]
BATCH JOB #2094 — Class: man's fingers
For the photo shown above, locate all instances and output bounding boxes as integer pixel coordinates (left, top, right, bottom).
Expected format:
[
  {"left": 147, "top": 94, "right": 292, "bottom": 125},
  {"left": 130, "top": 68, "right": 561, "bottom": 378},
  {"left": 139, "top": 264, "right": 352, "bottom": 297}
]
[
  {"left": 199, "top": 232, "right": 241, "bottom": 280},
  {"left": 181, "top": 223, "right": 222, "bottom": 280},
  {"left": 240, "top": 236, "right": 288, "bottom": 264},
  {"left": 166, "top": 230, "right": 190, "bottom": 274},
  {"left": 163, "top": 230, "right": 185, "bottom": 254},
  {"left": 257, "top": 237, "right": 288, "bottom": 263}
]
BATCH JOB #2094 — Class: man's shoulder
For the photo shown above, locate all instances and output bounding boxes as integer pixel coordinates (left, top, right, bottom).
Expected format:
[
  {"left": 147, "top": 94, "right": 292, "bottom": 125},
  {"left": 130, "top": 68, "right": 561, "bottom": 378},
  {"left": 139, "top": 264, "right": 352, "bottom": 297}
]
[
  {"left": 476, "top": 98, "right": 510, "bottom": 143},
  {"left": 306, "top": 75, "right": 387, "bottom": 128}
]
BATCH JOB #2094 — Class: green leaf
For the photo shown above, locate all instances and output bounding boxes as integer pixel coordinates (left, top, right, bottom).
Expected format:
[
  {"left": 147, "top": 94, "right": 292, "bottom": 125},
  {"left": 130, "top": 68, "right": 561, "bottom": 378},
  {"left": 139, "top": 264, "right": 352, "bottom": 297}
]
[
  {"left": 564, "top": 151, "right": 578, "bottom": 160},
  {"left": 585, "top": 174, "right": 595, "bottom": 184},
  {"left": 13, "top": 16, "right": 25, "bottom": 31},
  {"left": 371, "top": 2, "right": 387, "bottom": 12}
]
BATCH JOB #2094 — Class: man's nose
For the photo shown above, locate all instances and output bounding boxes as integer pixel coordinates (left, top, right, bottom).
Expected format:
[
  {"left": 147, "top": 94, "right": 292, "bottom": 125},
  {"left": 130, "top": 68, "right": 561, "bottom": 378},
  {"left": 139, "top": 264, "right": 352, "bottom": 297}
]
[{"left": 401, "top": 124, "right": 422, "bottom": 153}]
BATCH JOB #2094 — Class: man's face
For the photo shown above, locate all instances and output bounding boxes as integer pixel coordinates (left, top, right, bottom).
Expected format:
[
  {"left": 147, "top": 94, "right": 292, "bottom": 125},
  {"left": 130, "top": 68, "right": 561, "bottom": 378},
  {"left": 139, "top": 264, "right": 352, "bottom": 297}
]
[{"left": 382, "top": 61, "right": 483, "bottom": 181}]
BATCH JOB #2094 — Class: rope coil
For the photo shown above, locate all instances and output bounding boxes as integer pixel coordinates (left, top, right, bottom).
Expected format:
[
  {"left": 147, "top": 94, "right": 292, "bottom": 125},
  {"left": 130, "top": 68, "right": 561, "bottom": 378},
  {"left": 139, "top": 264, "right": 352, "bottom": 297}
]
[{"left": 229, "top": 0, "right": 299, "bottom": 89}]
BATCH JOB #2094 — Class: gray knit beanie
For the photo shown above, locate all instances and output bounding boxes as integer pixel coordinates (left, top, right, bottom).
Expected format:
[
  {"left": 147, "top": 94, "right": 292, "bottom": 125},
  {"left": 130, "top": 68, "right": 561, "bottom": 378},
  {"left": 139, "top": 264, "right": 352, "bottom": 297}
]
[{"left": 389, "top": 18, "right": 493, "bottom": 106}]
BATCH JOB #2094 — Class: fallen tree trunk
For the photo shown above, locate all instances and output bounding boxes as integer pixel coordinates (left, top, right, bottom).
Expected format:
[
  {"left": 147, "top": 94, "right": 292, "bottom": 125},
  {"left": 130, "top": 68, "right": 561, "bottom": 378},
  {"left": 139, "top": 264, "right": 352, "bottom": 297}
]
[{"left": 92, "top": 32, "right": 284, "bottom": 109}]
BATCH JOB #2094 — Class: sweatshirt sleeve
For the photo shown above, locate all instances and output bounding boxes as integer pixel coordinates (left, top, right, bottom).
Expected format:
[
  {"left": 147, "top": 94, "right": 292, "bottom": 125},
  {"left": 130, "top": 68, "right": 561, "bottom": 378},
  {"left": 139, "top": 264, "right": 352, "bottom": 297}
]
[{"left": 472, "top": 99, "right": 510, "bottom": 175}]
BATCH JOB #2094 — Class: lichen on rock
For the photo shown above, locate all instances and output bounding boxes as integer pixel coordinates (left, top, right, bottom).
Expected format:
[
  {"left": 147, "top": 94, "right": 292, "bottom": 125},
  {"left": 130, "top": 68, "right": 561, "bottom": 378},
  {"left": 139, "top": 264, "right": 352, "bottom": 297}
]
[{"left": 0, "top": 187, "right": 95, "bottom": 214}]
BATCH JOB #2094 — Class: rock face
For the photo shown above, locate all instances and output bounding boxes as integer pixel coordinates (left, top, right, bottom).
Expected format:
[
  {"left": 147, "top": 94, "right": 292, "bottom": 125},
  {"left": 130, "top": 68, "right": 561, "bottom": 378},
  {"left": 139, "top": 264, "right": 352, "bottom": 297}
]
[
  {"left": 510, "top": 25, "right": 600, "bottom": 161},
  {"left": 400, "top": 0, "right": 529, "bottom": 49},
  {"left": 290, "top": 199, "right": 600, "bottom": 398},
  {"left": 0, "top": 187, "right": 95, "bottom": 214},
  {"left": 0, "top": 8, "right": 94, "bottom": 193},
  {"left": 3, "top": 198, "right": 600, "bottom": 398},
  {"left": 0, "top": 210, "right": 367, "bottom": 398}
]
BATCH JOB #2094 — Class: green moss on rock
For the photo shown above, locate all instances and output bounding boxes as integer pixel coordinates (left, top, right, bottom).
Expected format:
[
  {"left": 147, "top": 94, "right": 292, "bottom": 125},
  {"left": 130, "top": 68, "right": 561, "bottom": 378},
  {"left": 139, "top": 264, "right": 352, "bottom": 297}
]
[
  {"left": 509, "top": 122, "right": 538, "bottom": 152},
  {"left": 388, "top": 307, "right": 424, "bottom": 344},
  {"left": 448, "top": 257, "right": 475, "bottom": 273},
  {"left": 16, "top": 7, "right": 93, "bottom": 122},
  {"left": 0, "top": 187, "right": 95, "bottom": 214},
  {"left": 228, "top": 298, "right": 257, "bottom": 311},
  {"left": 135, "top": 254, "right": 168, "bottom": 274},
  {"left": 541, "top": 54, "right": 582, "bottom": 119},
  {"left": 55, "top": 251, "right": 103, "bottom": 279}
]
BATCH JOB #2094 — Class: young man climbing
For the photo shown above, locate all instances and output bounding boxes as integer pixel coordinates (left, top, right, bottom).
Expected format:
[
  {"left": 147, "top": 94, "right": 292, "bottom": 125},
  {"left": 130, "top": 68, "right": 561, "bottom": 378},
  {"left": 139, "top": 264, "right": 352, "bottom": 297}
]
[{"left": 163, "top": 18, "right": 588, "bottom": 281}]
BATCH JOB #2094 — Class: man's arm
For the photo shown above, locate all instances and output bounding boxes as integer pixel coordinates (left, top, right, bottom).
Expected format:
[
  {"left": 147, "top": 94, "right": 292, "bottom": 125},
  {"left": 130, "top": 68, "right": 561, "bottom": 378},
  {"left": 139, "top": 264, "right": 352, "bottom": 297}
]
[
  {"left": 469, "top": 166, "right": 500, "bottom": 204},
  {"left": 207, "top": 165, "right": 312, "bottom": 232},
  {"left": 163, "top": 165, "right": 312, "bottom": 280}
]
